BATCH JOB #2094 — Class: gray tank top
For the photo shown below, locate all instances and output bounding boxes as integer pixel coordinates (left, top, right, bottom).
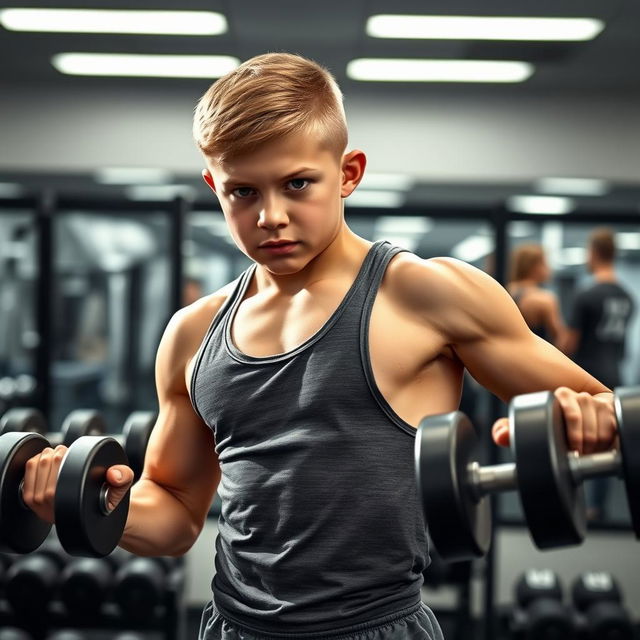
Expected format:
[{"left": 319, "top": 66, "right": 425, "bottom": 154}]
[{"left": 190, "top": 241, "right": 428, "bottom": 634}]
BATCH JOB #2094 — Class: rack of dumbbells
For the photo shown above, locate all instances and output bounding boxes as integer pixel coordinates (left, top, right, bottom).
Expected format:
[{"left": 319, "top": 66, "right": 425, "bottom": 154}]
[
  {"left": 507, "top": 568, "right": 635, "bottom": 640},
  {"left": 0, "top": 407, "right": 186, "bottom": 640}
]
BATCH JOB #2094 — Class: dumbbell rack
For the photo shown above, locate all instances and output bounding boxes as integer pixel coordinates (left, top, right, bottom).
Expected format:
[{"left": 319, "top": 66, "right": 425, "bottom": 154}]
[{"left": 0, "top": 553, "right": 186, "bottom": 640}]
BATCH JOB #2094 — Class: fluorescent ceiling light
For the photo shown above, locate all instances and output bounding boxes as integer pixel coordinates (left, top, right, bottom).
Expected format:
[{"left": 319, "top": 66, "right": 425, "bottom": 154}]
[
  {"left": 534, "top": 177, "right": 609, "bottom": 196},
  {"left": 507, "top": 195, "right": 575, "bottom": 214},
  {"left": 0, "top": 8, "right": 227, "bottom": 35},
  {"left": 367, "top": 15, "right": 604, "bottom": 41},
  {"left": 346, "top": 190, "right": 404, "bottom": 208},
  {"left": 52, "top": 53, "right": 239, "bottom": 79},
  {"left": 560, "top": 247, "right": 587, "bottom": 265},
  {"left": 359, "top": 173, "right": 415, "bottom": 191},
  {"left": 451, "top": 235, "right": 494, "bottom": 263},
  {"left": 95, "top": 167, "right": 173, "bottom": 185},
  {"left": 347, "top": 58, "right": 533, "bottom": 83},
  {"left": 617, "top": 233, "right": 640, "bottom": 251},
  {"left": 126, "top": 185, "right": 196, "bottom": 201},
  {"left": 375, "top": 216, "right": 432, "bottom": 234}
]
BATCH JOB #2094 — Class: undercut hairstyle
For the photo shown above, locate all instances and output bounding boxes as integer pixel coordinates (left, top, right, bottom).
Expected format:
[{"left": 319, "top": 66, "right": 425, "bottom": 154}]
[
  {"left": 589, "top": 227, "right": 616, "bottom": 263},
  {"left": 193, "top": 52, "right": 348, "bottom": 163},
  {"left": 509, "top": 244, "right": 545, "bottom": 282}
]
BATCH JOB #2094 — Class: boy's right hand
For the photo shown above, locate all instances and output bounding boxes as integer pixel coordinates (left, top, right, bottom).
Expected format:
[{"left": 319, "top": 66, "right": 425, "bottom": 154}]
[{"left": 22, "top": 445, "right": 135, "bottom": 524}]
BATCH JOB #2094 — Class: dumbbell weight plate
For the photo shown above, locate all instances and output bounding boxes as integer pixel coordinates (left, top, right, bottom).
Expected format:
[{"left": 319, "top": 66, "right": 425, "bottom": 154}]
[
  {"left": 614, "top": 386, "right": 640, "bottom": 538},
  {"left": 0, "top": 408, "right": 47, "bottom": 436},
  {"left": 510, "top": 391, "right": 586, "bottom": 549},
  {"left": 415, "top": 411, "right": 491, "bottom": 561},
  {"left": 122, "top": 411, "right": 156, "bottom": 481},
  {"left": 60, "top": 410, "right": 106, "bottom": 447},
  {"left": 0, "top": 432, "right": 52, "bottom": 553},
  {"left": 55, "top": 436, "right": 130, "bottom": 557}
]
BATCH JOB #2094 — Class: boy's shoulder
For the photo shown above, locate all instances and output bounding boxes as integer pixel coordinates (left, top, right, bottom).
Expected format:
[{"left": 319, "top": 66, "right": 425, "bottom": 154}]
[
  {"left": 162, "top": 279, "right": 238, "bottom": 356},
  {"left": 385, "top": 250, "right": 491, "bottom": 310}
]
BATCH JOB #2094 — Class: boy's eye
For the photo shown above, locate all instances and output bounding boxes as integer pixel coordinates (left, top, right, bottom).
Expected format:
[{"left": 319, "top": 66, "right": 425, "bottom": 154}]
[
  {"left": 232, "top": 186, "right": 255, "bottom": 198},
  {"left": 287, "top": 178, "right": 309, "bottom": 191}
]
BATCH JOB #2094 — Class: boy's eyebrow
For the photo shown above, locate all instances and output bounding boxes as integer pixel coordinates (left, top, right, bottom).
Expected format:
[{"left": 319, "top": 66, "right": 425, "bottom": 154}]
[{"left": 222, "top": 167, "right": 320, "bottom": 187}]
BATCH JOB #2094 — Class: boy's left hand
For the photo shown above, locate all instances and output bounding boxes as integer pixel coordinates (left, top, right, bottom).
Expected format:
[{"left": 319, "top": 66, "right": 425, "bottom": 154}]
[{"left": 491, "top": 387, "right": 617, "bottom": 454}]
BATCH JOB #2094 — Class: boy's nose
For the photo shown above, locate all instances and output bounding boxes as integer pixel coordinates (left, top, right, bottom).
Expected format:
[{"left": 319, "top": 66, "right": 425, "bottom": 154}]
[{"left": 258, "top": 200, "right": 289, "bottom": 229}]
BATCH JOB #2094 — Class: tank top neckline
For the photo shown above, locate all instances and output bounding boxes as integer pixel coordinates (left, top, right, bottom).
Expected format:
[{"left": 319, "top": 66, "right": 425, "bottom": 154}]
[{"left": 223, "top": 240, "right": 387, "bottom": 365}]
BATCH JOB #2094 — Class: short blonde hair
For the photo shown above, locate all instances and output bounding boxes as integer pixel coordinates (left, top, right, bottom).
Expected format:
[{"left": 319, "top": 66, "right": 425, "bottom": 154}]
[
  {"left": 509, "top": 244, "right": 545, "bottom": 281},
  {"left": 193, "top": 53, "right": 348, "bottom": 162}
]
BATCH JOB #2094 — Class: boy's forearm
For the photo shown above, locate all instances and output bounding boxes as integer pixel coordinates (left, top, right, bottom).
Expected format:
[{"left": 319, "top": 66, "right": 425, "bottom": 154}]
[{"left": 118, "top": 478, "right": 201, "bottom": 557}]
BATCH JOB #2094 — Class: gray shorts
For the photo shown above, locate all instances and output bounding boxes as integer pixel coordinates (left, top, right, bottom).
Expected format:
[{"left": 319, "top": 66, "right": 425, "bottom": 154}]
[{"left": 198, "top": 601, "right": 445, "bottom": 640}]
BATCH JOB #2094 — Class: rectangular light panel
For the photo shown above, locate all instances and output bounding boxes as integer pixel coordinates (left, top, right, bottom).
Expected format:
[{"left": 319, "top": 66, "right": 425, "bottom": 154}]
[
  {"left": 367, "top": 15, "right": 604, "bottom": 41},
  {"left": 53, "top": 53, "right": 239, "bottom": 78},
  {"left": 347, "top": 58, "right": 533, "bottom": 83},
  {"left": 0, "top": 8, "right": 227, "bottom": 35}
]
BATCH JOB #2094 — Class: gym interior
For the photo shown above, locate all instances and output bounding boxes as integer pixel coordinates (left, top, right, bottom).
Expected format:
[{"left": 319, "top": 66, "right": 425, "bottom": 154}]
[{"left": 1, "top": 2, "right": 640, "bottom": 639}]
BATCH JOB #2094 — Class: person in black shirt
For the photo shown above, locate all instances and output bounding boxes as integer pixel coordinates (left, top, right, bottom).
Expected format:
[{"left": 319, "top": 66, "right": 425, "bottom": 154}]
[{"left": 565, "top": 227, "right": 635, "bottom": 520}]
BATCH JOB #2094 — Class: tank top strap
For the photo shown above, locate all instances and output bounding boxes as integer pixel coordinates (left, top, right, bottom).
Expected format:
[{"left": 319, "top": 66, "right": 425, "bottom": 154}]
[
  {"left": 189, "top": 267, "right": 254, "bottom": 417},
  {"left": 359, "top": 241, "right": 407, "bottom": 313}
]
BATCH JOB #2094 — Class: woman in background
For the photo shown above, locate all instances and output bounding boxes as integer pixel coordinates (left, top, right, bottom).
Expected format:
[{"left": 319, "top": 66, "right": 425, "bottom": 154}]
[{"left": 507, "top": 244, "right": 567, "bottom": 348}]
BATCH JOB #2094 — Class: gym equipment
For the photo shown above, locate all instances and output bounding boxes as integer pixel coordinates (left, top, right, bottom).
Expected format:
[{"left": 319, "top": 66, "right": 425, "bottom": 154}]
[
  {"left": 572, "top": 571, "right": 633, "bottom": 640},
  {"left": 60, "top": 547, "right": 131, "bottom": 618},
  {"left": 114, "top": 556, "right": 179, "bottom": 622},
  {"left": 4, "top": 540, "right": 69, "bottom": 616},
  {"left": 415, "top": 387, "right": 640, "bottom": 560},
  {"left": 0, "top": 408, "right": 156, "bottom": 556},
  {"left": 54, "top": 435, "right": 130, "bottom": 557},
  {"left": 510, "top": 569, "right": 574, "bottom": 640},
  {"left": 0, "top": 408, "right": 104, "bottom": 447},
  {"left": 0, "top": 431, "right": 53, "bottom": 553},
  {"left": 0, "top": 408, "right": 156, "bottom": 479}
]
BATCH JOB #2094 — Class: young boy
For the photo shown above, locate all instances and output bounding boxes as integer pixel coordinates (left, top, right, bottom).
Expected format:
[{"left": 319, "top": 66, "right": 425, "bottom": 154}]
[{"left": 24, "top": 53, "right": 616, "bottom": 639}]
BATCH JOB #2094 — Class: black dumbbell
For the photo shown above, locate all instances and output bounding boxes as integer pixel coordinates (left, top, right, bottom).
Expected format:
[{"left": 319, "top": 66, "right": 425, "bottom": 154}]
[
  {"left": 0, "top": 408, "right": 105, "bottom": 447},
  {"left": 0, "top": 629, "right": 33, "bottom": 640},
  {"left": 0, "top": 410, "right": 156, "bottom": 556},
  {"left": 510, "top": 569, "right": 574, "bottom": 640},
  {"left": 0, "top": 408, "right": 155, "bottom": 480},
  {"left": 4, "top": 539, "right": 69, "bottom": 617},
  {"left": 60, "top": 547, "right": 132, "bottom": 619},
  {"left": 114, "top": 556, "right": 180, "bottom": 622},
  {"left": 572, "top": 571, "right": 633, "bottom": 640},
  {"left": 416, "top": 387, "right": 640, "bottom": 560}
]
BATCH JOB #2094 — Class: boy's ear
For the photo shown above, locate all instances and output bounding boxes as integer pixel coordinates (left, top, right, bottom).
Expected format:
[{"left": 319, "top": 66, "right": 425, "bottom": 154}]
[
  {"left": 202, "top": 169, "right": 217, "bottom": 194},
  {"left": 340, "top": 149, "right": 367, "bottom": 198}
]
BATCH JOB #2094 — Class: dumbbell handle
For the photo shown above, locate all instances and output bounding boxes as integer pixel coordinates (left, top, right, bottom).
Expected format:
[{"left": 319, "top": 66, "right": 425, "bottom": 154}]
[
  {"left": 468, "top": 449, "right": 621, "bottom": 501},
  {"left": 17, "top": 449, "right": 116, "bottom": 516}
]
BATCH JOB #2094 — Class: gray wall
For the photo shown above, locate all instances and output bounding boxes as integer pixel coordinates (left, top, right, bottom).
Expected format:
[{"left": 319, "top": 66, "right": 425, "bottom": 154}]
[{"left": 2, "top": 85, "right": 640, "bottom": 182}]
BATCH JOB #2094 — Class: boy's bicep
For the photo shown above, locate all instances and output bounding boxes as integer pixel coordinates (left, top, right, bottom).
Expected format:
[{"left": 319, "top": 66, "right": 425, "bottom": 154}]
[
  {"left": 142, "top": 307, "right": 221, "bottom": 528},
  {"left": 142, "top": 392, "right": 220, "bottom": 529}
]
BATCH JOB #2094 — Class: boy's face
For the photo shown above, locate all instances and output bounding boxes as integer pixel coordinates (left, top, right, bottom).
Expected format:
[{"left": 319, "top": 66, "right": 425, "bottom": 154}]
[{"left": 202, "top": 131, "right": 365, "bottom": 275}]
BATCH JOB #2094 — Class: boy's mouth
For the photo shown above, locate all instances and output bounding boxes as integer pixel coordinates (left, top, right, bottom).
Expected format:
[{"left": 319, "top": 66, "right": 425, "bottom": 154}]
[{"left": 259, "top": 240, "right": 299, "bottom": 254}]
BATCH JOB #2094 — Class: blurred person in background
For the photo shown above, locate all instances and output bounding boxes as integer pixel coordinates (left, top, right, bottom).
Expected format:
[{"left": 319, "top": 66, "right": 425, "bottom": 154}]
[
  {"left": 565, "top": 227, "right": 635, "bottom": 521},
  {"left": 507, "top": 244, "right": 567, "bottom": 348}
]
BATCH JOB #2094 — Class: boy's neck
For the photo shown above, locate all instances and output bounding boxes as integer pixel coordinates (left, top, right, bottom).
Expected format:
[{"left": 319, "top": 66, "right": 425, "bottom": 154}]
[{"left": 253, "top": 226, "right": 369, "bottom": 295}]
